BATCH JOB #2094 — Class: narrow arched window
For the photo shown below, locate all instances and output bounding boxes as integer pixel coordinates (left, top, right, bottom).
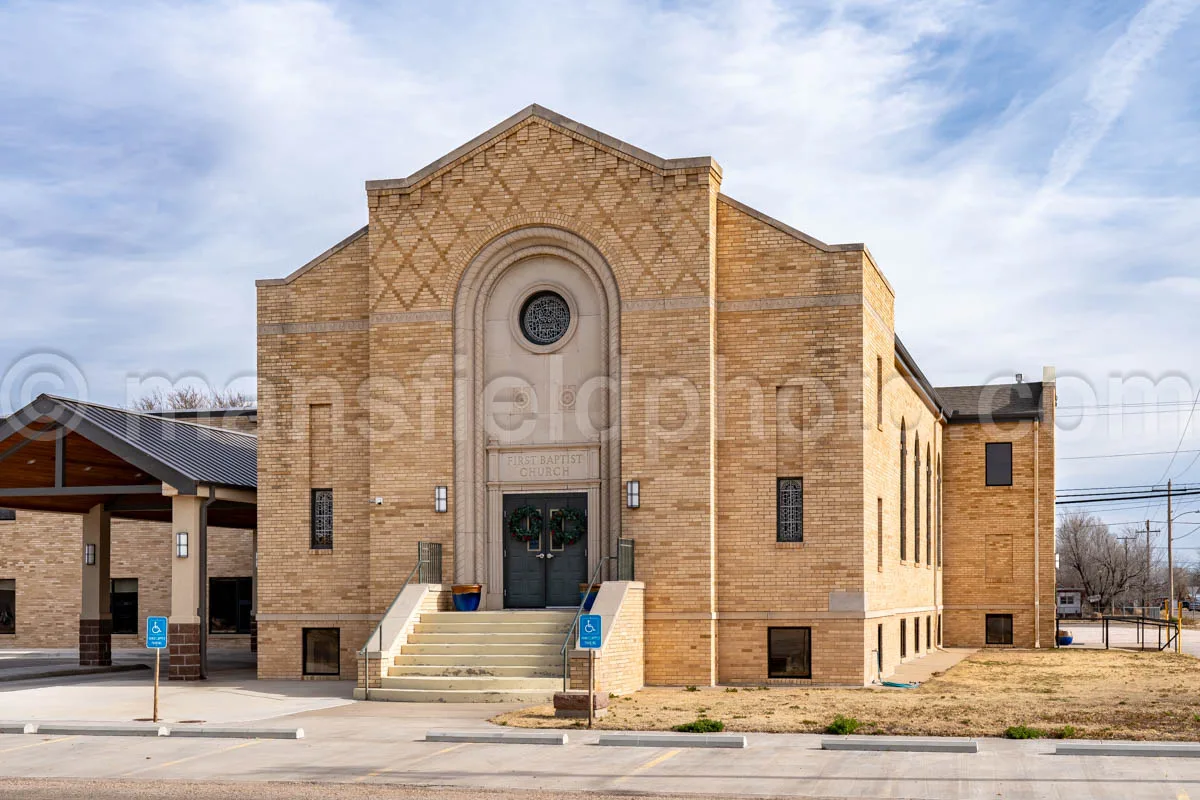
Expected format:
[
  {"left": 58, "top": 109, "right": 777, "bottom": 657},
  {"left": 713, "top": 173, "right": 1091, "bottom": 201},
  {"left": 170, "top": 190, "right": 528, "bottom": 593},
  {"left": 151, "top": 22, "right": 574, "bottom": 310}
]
[
  {"left": 937, "top": 455, "right": 943, "bottom": 568},
  {"left": 914, "top": 433, "right": 921, "bottom": 564},
  {"left": 926, "top": 443, "right": 932, "bottom": 565},
  {"left": 900, "top": 420, "right": 907, "bottom": 560}
]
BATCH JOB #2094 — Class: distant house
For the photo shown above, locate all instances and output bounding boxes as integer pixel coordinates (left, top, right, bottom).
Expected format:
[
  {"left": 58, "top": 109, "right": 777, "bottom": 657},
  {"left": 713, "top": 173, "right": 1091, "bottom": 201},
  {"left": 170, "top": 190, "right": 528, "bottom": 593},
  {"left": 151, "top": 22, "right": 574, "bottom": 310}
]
[{"left": 1057, "top": 588, "right": 1084, "bottom": 618}]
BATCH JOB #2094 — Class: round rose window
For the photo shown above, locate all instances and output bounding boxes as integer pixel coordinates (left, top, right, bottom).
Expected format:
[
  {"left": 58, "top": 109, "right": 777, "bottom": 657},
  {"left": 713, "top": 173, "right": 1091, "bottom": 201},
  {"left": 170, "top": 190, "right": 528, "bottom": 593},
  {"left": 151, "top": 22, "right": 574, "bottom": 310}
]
[{"left": 519, "top": 291, "right": 571, "bottom": 346}]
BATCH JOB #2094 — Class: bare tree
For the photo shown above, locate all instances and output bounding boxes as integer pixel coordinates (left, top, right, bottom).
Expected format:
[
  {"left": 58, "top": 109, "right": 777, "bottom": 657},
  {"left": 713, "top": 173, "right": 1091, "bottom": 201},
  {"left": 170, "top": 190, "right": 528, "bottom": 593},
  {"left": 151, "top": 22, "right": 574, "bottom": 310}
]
[
  {"left": 130, "top": 386, "right": 255, "bottom": 412},
  {"left": 1057, "top": 511, "right": 1151, "bottom": 613}
]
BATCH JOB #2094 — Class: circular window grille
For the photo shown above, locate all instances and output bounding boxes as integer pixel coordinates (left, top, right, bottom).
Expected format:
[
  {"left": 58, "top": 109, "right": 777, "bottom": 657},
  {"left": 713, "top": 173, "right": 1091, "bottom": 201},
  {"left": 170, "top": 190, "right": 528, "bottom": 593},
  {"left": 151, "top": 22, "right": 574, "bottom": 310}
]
[{"left": 519, "top": 291, "right": 571, "bottom": 346}]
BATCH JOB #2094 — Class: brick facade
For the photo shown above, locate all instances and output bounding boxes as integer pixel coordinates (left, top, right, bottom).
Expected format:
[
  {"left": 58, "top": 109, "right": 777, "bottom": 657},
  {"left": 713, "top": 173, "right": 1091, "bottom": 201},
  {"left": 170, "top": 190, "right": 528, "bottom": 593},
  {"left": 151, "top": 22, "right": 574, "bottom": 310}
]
[{"left": 250, "top": 105, "right": 1055, "bottom": 686}]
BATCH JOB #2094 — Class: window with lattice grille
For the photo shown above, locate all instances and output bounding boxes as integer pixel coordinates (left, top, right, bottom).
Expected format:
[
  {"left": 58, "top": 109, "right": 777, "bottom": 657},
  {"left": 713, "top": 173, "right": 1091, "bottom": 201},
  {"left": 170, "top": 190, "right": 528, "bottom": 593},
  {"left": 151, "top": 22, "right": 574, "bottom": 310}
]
[
  {"left": 311, "top": 489, "right": 333, "bottom": 550},
  {"left": 776, "top": 478, "right": 803, "bottom": 542}
]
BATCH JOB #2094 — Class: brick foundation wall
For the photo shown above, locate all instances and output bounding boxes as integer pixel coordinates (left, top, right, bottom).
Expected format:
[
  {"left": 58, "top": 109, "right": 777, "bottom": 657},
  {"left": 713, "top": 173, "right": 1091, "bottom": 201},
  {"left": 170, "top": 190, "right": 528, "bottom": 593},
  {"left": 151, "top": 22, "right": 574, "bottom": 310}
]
[
  {"left": 168, "top": 622, "right": 202, "bottom": 680},
  {"left": 78, "top": 618, "right": 112, "bottom": 666}
]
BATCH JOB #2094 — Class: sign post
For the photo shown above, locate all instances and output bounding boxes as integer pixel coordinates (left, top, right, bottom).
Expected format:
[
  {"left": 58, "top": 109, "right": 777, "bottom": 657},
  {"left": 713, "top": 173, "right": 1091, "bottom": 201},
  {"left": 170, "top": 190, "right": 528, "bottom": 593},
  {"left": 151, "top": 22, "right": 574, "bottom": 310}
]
[
  {"left": 578, "top": 614, "right": 602, "bottom": 729},
  {"left": 146, "top": 616, "right": 168, "bottom": 723}
]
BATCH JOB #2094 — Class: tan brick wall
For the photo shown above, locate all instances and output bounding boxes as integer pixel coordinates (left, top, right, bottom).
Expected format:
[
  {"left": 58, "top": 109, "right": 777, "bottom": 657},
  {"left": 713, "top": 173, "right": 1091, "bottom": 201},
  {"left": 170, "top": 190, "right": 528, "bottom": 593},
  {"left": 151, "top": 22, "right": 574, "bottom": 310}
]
[
  {"left": 0, "top": 512, "right": 252, "bottom": 650},
  {"left": 941, "top": 384, "right": 1056, "bottom": 648}
]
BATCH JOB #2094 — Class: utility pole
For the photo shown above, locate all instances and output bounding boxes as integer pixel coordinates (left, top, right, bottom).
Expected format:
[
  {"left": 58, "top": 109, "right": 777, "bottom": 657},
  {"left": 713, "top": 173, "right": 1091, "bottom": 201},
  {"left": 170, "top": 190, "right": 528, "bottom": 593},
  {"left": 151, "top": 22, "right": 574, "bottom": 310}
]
[{"left": 1168, "top": 479, "right": 1175, "bottom": 623}]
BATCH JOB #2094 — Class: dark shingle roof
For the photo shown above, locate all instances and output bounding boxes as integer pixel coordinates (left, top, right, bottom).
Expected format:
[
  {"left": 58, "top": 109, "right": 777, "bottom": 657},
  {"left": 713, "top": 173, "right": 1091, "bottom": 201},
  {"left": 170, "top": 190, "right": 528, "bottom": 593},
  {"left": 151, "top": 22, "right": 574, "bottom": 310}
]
[
  {"left": 935, "top": 382, "right": 1044, "bottom": 423},
  {"left": 1, "top": 395, "right": 256, "bottom": 491}
]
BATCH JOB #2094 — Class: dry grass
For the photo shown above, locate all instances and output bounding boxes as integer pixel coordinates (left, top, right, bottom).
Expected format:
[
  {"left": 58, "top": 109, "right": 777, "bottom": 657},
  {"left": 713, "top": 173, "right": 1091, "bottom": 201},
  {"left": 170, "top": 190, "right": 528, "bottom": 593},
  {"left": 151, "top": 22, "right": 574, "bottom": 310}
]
[{"left": 493, "top": 649, "right": 1200, "bottom": 740}]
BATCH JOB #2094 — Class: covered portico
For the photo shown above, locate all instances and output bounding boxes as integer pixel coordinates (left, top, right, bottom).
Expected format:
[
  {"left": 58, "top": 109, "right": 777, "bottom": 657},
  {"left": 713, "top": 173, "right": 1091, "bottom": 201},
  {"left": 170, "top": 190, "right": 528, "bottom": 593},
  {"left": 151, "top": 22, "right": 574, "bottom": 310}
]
[{"left": 0, "top": 394, "right": 256, "bottom": 680}]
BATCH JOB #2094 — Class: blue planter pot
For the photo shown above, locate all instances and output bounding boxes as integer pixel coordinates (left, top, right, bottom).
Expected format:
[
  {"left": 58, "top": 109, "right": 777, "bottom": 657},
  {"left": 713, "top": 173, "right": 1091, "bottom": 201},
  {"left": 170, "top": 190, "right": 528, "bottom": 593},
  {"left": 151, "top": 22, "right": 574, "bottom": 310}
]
[
  {"left": 452, "top": 584, "right": 482, "bottom": 611},
  {"left": 1056, "top": 635, "right": 1073, "bottom": 646}
]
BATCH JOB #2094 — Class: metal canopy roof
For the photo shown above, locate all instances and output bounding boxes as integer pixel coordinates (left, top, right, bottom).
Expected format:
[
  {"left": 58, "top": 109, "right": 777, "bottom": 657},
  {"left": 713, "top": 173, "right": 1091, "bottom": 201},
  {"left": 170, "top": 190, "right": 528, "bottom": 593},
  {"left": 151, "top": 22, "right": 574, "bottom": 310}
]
[{"left": 0, "top": 395, "right": 256, "bottom": 528}]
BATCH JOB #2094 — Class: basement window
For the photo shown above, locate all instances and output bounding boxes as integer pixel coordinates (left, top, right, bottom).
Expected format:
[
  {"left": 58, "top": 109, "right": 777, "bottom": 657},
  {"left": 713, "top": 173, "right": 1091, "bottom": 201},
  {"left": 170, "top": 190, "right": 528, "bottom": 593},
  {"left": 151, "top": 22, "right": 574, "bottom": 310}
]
[
  {"left": 110, "top": 578, "right": 138, "bottom": 635},
  {"left": 985, "top": 442, "right": 1013, "bottom": 486},
  {"left": 986, "top": 614, "right": 1014, "bottom": 645},
  {"left": 303, "top": 627, "right": 340, "bottom": 676},
  {"left": 0, "top": 579, "right": 13, "bottom": 634},
  {"left": 210, "top": 577, "right": 253, "bottom": 635},
  {"left": 767, "top": 627, "right": 812, "bottom": 679},
  {"left": 0, "top": 509, "right": 14, "bottom": 521}
]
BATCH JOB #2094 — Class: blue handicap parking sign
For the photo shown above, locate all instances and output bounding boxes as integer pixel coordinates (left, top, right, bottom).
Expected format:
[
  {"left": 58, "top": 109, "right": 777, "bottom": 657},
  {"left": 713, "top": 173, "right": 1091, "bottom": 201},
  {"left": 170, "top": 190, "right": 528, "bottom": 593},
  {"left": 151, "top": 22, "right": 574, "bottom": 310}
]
[
  {"left": 146, "top": 616, "right": 168, "bottom": 649},
  {"left": 579, "top": 614, "right": 602, "bottom": 649}
]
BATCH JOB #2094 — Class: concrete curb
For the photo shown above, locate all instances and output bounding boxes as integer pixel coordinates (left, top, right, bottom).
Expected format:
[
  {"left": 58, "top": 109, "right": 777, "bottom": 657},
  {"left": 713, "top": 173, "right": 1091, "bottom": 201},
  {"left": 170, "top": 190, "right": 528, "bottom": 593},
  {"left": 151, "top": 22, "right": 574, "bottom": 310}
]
[
  {"left": 0, "top": 664, "right": 150, "bottom": 683},
  {"left": 822, "top": 736, "right": 978, "bottom": 753},
  {"left": 1056, "top": 742, "right": 1200, "bottom": 758},
  {"left": 4, "top": 722, "right": 303, "bottom": 740},
  {"left": 33, "top": 723, "right": 169, "bottom": 737},
  {"left": 597, "top": 733, "right": 747, "bottom": 749},
  {"left": 426, "top": 730, "right": 567, "bottom": 745},
  {"left": 168, "top": 727, "right": 305, "bottom": 740}
]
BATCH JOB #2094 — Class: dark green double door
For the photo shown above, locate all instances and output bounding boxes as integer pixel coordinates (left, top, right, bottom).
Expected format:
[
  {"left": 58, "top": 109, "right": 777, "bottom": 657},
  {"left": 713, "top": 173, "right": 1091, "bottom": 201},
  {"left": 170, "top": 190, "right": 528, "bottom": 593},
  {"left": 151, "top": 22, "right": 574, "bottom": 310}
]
[{"left": 503, "top": 493, "right": 588, "bottom": 608}]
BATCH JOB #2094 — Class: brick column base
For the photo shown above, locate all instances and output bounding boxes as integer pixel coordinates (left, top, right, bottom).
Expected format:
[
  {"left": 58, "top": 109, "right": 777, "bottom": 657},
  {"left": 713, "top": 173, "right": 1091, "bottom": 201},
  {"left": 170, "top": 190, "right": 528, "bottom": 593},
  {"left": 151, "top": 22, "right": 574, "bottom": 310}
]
[
  {"left": 168, "top": 622, "right": 203, "bottom": 681},
  {"left": 79, "top": 619, "right": 112, "bottom": 667},
  {"left": 249, "top": 615, "right": 258, "bottom": 653}
]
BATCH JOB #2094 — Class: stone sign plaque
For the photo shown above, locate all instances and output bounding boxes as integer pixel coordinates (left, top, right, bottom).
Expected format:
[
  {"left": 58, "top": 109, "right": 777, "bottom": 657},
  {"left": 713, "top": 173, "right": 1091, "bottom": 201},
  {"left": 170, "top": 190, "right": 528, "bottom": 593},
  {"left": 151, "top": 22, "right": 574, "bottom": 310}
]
[{"left": 490, "top": 447, "right": 599, "bottom": 484}]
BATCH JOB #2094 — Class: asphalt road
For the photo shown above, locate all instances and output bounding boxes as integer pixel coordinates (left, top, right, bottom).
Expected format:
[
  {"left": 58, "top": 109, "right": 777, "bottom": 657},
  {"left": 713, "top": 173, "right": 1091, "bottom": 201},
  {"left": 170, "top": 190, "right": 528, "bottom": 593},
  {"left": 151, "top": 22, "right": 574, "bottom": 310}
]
[{"left": 0, "top": 779, "right": 789, "bottom": 800}]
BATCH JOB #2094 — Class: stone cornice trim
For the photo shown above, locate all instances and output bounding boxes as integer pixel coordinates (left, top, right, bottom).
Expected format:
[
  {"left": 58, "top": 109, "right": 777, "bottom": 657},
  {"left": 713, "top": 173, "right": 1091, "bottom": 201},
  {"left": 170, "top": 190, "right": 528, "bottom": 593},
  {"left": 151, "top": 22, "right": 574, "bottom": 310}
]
[
  {"left": 718, "top": 293, "right": 861, "bottom": 313},
  {"left": 255, "top": 613, "right": 381, "bottom": 622},
  {"left": 371, "top": 310, "right": 453, "bottom": 325},
  {"left": 257, "top": 319, "right": 369, "bottom": 336},
  {"left": 623, "top": 297, "right": 713, "bottom": 312},
  {"left": 256, "top": 225, "right": 369, "bottom": 287},
  {"left": 366, "top": 104, "right": 722, "bottom": 194},
  {"left": 647, "top": 605, "right": 942, "bottom": 621}
]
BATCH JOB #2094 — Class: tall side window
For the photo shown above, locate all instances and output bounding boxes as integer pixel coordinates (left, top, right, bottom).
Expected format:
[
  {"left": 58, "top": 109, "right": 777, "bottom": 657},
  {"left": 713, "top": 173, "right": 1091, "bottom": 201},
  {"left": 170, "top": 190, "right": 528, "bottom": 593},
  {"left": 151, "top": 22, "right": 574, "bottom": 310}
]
[
  {"left": 303, "top": 627, "right": 340, "bottom": 675},
  {"left": 926, "top": 614, "right": 932, "bottom": 649},
  {"left": 985, "top": 442, "right": 1013, "bottom": 487},
  {"left": 767, "top": 627, "right": 812, "bottom": 679},
  {"left": 914, "top": 434, "right": 921, "bottom": 564},
  {"left": 110, "top": 578, "right": 138, "bottom": 635},
  {"left": 936, "top": 456, "right": 943, "bottom": 567},
  {"left": 914, "top": 617, "right": 921, "bottom": 652},
  {"left": 311, "top": 489, "right": 333, "bottom": 550},
  {"left": 876, "top": 623, "right": 883, "bottom": 673},
  {"left": 776, "top": 478, "right": 803, "bottom": 543},
  {"left": 875, "top": 356, "right": 884, "bottom": 429},
  {"left": 900, "top": 618, "right": 907, "bottom": 658},
  {"left": 210, "top": 577, "right": 253, "bottom": 634},
  {"left": 899, "top": 421, "right": 907, "bottom": 560},
  {"left": 925, "top": 444, "right": 932, "bottom": 565},
  {"left": 986, "top": 613, "right": 1014, "bottom": 645},
  {"left": 876, "top": 498, "right": 884, "bottom": 572},
  {"left": 0, "top": 579, "right": 13, "bottom": 634}
]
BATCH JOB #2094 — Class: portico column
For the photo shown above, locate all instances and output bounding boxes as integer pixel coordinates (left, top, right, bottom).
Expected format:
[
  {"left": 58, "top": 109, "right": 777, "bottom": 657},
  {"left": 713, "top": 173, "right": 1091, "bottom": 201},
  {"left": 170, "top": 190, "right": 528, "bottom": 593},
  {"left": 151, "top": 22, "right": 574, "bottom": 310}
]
[
  {"left": 79, "top": 504, "right": 112, "bottom": 667},
  {"left": 249, "top": 529, "right": 258, "bottom": 654},
  {"left": 169, "top": 494, "right": 203, "bottom": 680}
]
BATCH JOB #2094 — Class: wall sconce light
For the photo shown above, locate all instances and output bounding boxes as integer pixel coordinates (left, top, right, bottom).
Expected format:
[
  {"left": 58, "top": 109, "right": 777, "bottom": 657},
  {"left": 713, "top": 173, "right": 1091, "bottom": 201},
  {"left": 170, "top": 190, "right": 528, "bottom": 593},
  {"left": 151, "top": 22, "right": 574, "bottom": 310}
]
[
  {"left": 626, "top": 480, "right": 640, "bottom": 509},
  {"left": 175, "top": 531, "right": 189, "bottom": 558},
  {"left": 434, "top": 486, "right": 448, "bottom": 513},
  {"left": 84, "top": 543, "right": 96, "bottom": 566}
]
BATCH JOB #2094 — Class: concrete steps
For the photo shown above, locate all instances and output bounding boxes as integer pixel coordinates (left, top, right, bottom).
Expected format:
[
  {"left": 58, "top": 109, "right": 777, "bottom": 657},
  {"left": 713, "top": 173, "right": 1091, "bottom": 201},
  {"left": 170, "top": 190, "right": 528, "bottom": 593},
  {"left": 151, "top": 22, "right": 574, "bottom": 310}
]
[{"left": 369, "top": 609, "right": 575, "bottom": 703}]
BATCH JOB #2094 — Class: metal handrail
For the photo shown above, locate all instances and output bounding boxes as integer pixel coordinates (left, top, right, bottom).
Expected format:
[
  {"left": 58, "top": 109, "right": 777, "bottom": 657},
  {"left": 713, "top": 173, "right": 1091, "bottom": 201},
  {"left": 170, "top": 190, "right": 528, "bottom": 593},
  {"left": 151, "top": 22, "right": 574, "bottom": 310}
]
[
  {"left": 358, "top": 546, "right": 436, "bottom": 701},
  {"left": 561, "top": 556, "right": 615, "bottom": 691}
]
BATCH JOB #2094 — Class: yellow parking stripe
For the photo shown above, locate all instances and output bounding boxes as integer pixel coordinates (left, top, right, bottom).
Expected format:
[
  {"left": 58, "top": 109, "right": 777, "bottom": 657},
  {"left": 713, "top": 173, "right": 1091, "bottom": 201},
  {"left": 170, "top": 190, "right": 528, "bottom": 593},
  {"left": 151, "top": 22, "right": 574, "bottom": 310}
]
[
  {"left": 0, "top": 736, "right": 75, "bottom": 755},
  {"left": 615, "top": 748, "right": 681, "bottom": 783},
  {"left": 355, "top": 742, "right": 468, "bottom": 783},
  {"left": 122, "top": 738, "right": 261, "bottom": 776}
]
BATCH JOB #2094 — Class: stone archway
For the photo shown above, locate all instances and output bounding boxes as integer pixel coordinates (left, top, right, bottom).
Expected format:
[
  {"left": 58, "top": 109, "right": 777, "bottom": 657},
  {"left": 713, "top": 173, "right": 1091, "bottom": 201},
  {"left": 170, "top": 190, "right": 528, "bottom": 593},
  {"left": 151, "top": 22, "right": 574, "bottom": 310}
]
[{"left": 453, "top": 226, "right": 621, "bottom": 608}]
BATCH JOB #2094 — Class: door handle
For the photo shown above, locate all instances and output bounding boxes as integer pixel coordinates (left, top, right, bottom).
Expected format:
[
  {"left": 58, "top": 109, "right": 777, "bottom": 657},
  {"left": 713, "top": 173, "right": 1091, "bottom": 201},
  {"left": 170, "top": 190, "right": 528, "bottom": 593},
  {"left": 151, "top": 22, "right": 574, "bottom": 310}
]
[
  {"left": 544, "top": 553, "right": 555, "bottom": 560},
  {"left": 535, "top": 553, "right": 547, "bottom": 559}
]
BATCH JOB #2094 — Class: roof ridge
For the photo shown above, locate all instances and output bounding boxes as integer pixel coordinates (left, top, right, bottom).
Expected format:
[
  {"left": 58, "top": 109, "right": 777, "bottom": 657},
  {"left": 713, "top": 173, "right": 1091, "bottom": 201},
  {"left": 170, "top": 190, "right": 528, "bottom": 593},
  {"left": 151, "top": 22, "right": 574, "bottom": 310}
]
[{"left": 47, "top": 395, "right": 258, "bottom": 440}]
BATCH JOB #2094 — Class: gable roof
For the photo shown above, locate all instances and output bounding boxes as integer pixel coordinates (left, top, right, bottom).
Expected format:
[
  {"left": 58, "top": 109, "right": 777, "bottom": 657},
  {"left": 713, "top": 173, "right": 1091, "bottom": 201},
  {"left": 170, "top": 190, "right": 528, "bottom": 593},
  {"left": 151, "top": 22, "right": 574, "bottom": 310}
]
[
  {"left": 0, "top": 395, "right": 257, "bottom": 492},
  {"left": 936, "top": 382, "right": 1045, "bottom": 423},
  {"left": 364, "top": 104, "right": 721, "bottom": 194}
]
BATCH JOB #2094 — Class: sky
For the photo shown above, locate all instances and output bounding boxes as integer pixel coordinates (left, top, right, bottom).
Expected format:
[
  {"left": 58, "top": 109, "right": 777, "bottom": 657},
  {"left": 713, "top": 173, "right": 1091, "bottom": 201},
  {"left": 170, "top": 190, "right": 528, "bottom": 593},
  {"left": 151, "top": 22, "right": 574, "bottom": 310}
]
[{"left": 1, "top": 0, "right": 1198, "bottom": 545}]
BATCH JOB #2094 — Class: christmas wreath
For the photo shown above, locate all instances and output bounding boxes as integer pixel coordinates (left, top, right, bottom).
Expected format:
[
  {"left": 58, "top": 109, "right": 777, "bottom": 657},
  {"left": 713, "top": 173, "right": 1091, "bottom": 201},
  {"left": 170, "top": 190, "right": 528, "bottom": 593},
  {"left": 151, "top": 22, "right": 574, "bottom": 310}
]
[
  {"left": 506, "top": 505, "right": 543, "bottom": 543},
  {"left": 549, "top": 507, "right": 587, "bottom": 547}
]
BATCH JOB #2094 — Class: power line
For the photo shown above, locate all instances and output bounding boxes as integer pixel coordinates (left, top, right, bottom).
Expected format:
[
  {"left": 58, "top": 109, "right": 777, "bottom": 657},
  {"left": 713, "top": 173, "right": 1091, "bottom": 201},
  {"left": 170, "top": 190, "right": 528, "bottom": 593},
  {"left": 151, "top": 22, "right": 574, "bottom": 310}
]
[
  {"left": 1062, "top": 449, "right": 1200, "bottom": 461},
  {"left": 1158, "top": 390, "right": 1200, "bottom": 482},
  {"left": 1056, "top": 489, "right": 1200, "bottom": 505}
]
